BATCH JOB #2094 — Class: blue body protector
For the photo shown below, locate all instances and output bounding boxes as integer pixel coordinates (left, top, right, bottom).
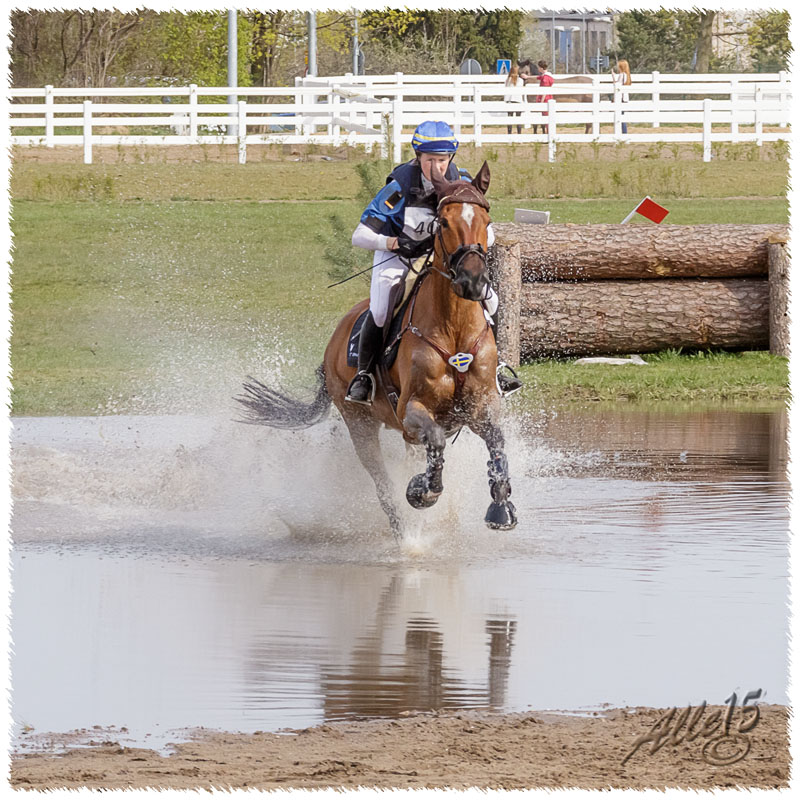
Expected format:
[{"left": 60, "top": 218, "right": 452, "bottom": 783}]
[{"left": 360, "top": 160, "right": 471, "bottom": 241}]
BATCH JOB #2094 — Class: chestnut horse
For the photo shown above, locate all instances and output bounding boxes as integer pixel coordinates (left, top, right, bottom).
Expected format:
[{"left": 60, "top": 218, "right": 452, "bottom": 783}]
[{"left": 237, "top": 162, "right": 516, "bottom": 540}]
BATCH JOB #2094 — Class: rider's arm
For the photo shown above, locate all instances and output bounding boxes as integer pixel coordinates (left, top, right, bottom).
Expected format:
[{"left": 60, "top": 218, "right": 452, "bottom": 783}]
[
  {"left": 354, "top": 179, "right": 405, "bottom": 250},
  {"left": 352, "top": 223, "right": 398, "bottom": 251}
]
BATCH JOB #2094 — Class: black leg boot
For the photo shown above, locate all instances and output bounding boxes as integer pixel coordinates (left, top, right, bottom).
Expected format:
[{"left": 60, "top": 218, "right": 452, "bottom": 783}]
[
  {"left": 490, "top": 313, "right": 524, "bottom": 397},
  {"left": 346, "top": 311, "right": 383, "bottom": 404}
]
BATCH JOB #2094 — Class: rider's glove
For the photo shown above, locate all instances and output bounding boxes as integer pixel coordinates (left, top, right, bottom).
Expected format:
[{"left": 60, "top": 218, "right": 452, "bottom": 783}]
[{"left": 395, "top": 233, "right": 433, "bottom": 261}]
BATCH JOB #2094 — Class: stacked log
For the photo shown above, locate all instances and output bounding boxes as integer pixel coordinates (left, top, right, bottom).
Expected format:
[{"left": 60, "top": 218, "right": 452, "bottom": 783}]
[{"left": 488, "top": 223, "right": 789, "bottom": 364}]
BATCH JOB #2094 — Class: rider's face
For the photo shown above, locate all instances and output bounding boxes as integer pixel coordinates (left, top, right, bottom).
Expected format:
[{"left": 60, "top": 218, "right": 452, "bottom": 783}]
[{"left": 418, "top": 152, "right": 451, "bottom": 182}]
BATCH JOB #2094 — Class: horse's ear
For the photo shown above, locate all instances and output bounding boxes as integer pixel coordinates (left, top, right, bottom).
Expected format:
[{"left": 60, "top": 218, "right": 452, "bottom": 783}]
[
  {"left": 472, "top": 161, "right": 491, "bottom": 195},
  {"left": 430, "top": 168, "right": 449, "bottom": 200}
]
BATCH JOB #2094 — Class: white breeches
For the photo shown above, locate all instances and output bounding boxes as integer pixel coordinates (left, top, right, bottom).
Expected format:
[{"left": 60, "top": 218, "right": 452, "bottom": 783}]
[{"left": 369, "top": 251, "right": 498, "bottom": 328}]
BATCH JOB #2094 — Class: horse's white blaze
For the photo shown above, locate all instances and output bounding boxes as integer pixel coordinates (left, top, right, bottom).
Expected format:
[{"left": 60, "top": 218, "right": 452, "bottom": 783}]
[{"left": 460, "top": 203, "right": 475, "bottom": 227}]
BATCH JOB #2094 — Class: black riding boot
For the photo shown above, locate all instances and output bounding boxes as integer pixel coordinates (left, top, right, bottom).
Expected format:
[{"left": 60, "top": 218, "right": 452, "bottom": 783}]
[
  {"left": 346, "top": 311, "right": 383, "bottom": 404},
  {"left": 491, "top": 313, "right": 524, "bottom": 397}
]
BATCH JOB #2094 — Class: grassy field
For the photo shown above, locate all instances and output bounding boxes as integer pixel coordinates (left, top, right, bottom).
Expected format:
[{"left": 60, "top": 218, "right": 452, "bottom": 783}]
[
  {"left": 9, "top": 153, "right": 790, "bottom": 416},
  {"left": 517, "top": 351, "right": 788, "bottom": 406}
]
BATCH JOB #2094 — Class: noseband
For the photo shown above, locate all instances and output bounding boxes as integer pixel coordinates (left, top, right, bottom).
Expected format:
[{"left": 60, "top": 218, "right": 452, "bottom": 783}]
[{"left": 435, "top": 223, "right": 488, "bottom": 282}]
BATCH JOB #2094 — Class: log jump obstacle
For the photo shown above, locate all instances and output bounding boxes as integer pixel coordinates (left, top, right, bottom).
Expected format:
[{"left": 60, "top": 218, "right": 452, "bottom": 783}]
[{"left": 488, "top": 223, "right": 790, "bottom": 364}]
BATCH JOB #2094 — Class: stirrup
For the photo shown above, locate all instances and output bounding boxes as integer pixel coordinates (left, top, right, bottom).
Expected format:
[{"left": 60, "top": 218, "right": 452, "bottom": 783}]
[
  {"left": 496, "top": 363, "right": 523, "bottom": 397},
  {"left": 345, "top": 370, "right": 376, "bottom": 406}
]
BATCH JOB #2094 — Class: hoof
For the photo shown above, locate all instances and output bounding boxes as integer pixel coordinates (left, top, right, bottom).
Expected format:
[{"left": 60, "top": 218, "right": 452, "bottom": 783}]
[
  {"left": 406, "top": 473, "right": 441, "bottom": 509},
  {"left": 485, "top": 500, "right": 517, "bottom": 530}
]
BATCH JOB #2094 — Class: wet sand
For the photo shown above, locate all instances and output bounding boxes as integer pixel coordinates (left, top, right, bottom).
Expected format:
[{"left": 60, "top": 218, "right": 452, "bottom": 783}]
[{"left": 12, "top": 705, "right": 789, "bottom": 790}]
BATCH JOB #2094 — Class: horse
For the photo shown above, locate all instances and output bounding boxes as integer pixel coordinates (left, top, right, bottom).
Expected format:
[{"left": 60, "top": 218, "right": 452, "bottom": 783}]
[
  {"left": 237, "top": 162, "right": 517, "bottom": 541},
  {"left": 519, "top": 60, "right": 593, "bottom": 135}
]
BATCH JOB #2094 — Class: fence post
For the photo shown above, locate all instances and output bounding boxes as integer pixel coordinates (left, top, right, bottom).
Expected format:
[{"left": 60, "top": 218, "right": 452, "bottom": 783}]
[
  {"left": 44, "top": 84, "right": 54, "bottom": 147},
  {"left": 473, "top": 85, "right": 482, "bottom": 148},
  {"left": 702, "top": 98, "right": 712, "bottom": 162},
  {"left": 613, "top": 86, "right": 622, "bottom": 136},
  {"left": 591, "top": 75, "right": 600, "bottom": 136},
  {"left": 293, "top": 78, "right": 303, "bottom": 137},
  {"left": 547, "top": 99, "right": 556, "bottom": 162},
  {"left": 380, "top": 97, "right": 390, "bottom": 160},
  {"left": 651, "top": 70, "right": 660, "bottom": 128},
  {"left": 392, "top": 97, "right": 402, "bottom": 163},
  {"left": 238, "top": 100, "right": 247, "bottom": 164},
  {"left": 730, "top": 77, "right": 739, "bottom": 143},
  {"left": 453, "top": 88, "right": 461, "bottom": 139},
  {"left": 778, "top": 70, "right": 788, "bottom": 128},
  {"left": 754, "top": 86, "right": 763, "bottom": 146},
  {"left": 189, "top": 83, "right": 198, "bottom": 141},
  {"left": 83, "top": 100, "right": 92, "bottom": 164},
  {"left": 365, "top": 104, "right": 375, "bottom": 154},
  {"left": 331, "top": 87, "right": 340, "bottom": 144}
]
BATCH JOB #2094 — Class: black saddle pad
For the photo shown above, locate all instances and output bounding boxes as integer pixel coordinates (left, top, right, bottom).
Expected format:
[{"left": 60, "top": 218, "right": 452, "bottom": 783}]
[{"left": 346, "top": 289, "right": 417, "bottom": 371}]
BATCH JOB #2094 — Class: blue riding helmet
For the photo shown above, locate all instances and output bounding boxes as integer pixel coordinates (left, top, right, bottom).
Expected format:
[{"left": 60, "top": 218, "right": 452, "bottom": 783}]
[{"left": 411, "top": 120, "right": 459, "bottom": 154}]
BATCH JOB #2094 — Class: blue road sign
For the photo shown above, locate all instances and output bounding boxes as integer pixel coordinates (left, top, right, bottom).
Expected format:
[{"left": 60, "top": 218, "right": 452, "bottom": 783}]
[{"left": 496, "top": 59, "right": 511, "bottom": 74}]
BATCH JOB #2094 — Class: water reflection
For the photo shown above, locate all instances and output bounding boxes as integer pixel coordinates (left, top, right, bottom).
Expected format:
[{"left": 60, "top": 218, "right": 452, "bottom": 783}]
[{"left": 10, "top": 406, "right": 789, "bottom": 747}]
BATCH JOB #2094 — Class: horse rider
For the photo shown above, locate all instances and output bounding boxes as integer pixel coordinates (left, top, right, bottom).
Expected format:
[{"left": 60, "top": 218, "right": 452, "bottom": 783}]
[{"left": 346, "top": 119, "right": 523, "bottom": 404}]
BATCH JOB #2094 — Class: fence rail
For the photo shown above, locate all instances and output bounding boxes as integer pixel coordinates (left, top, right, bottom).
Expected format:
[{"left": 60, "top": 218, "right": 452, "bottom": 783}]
[{"left": 8, "top": 71, "right": 792, "bottom": 164}]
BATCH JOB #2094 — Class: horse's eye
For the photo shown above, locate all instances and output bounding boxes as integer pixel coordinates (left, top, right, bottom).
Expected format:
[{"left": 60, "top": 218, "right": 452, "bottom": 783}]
[{"left": 440, "top": 219, "right": 449, "bottom": 229}]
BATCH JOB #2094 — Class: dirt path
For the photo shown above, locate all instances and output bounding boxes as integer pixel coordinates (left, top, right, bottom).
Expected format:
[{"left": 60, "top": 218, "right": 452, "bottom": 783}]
[{"left": 11, "top": 705, "right": 789, "bottom": 790}]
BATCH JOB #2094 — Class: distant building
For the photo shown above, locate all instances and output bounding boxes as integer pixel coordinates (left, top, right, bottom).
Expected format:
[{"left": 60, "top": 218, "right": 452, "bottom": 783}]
[{"left": 525, "top": 10, "right": 615, "bottom": 74}]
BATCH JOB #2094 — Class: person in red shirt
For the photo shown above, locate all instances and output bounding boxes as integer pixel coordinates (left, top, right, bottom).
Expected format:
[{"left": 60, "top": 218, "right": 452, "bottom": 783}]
[{"left": 523, "top": 59, "right": 554, "bottom": 135}]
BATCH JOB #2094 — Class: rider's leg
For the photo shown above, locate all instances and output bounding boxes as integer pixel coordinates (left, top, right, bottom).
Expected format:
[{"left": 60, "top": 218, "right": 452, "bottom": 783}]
[
  {"left": 483, "top": 286, "right": 524, "bottom": 397},
  {"left": 346, "top": 252, "right": 406, "bottom": 404},
  {"left": 346, "top": 311, "right": 383, "bottom": 403}
]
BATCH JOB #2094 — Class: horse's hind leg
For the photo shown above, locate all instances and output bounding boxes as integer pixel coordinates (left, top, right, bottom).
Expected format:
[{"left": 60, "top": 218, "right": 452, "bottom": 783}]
[
  {"left": 342, "top": 412, "right": 402, "bottom": 540},
  {"left": 470, "top": 414, "right": 518, "bottom": 531},
  {"left": 402, "top": 399, "right": 446, "bottom": 509}
]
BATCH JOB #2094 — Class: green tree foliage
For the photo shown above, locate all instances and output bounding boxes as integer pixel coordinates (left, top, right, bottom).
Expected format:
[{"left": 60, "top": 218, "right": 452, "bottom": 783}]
[
  {"left": 157, "top": 12, "right": 253, "bottom": 86},
  {"left": 613, "top": 10, "right": 703, "bottom": 72},
  {"left": 361, "top": 10, "right": 522, "bottom": 72},
  {"left": 748, "top": 11, "right": 791, "bottom": 72}
]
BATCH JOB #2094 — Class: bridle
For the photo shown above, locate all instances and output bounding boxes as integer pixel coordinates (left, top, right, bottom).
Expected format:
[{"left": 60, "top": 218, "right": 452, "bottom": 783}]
[{"left": 428, "top": 200, "right": 491, "bottom": 302}]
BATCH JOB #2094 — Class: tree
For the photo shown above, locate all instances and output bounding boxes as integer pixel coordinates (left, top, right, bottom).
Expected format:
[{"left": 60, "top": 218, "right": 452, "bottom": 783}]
[
  {"left": 247, "top": 11, "right": 306, "bottom": 87},
  {"left": 360, "top": 9, "right": 522, "bottom": 73},
  {"left": 694, "top": 11, "right": 716, "bottom": 73},
  {"left": 612, "top": 10, "right": 703, "bottom": 72},
  {"left": 11, "top": 10, "right": 147, "bottom": 87},
  {"left": 748, "top": 11, "right": 791, "bottom": 72}
]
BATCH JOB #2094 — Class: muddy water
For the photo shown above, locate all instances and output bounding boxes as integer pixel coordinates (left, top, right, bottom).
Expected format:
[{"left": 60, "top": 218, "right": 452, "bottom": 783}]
[{"left": 11, "top": 407, "right": 789, "bottom": 751}]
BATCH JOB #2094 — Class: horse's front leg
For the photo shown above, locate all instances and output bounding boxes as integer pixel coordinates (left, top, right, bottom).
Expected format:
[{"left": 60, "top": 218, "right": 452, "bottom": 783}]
[
  {"left": 470, "top": 412, "right": 518, "bottom": 531},
  {"left": 402, "top": 399, "right": 446, "bottom": 509}
]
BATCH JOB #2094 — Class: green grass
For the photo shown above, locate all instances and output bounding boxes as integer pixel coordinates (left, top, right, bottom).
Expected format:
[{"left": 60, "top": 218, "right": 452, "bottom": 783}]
[
  {"left": 11, "top": 152, "right": 788, "bottom": 202},
  {"left": 10, "top": 149, "right": 790, "bottom": 416},
  {"left": 515, "top": 350, "right": 789, "bottom": 407}
]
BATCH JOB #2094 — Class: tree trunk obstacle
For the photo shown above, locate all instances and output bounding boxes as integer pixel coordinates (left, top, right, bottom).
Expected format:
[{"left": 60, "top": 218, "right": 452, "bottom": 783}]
[
  {"left": 488, "top": 223, "right": 789, "bottom": 364},
  {"left": 768, "top": 236, "right": 790, "bottom": 357}
]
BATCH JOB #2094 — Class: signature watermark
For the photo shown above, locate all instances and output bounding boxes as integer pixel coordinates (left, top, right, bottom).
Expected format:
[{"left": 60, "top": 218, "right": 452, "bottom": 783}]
[{"left": 622, "top": 689, "right": 762, "bottom": 767}]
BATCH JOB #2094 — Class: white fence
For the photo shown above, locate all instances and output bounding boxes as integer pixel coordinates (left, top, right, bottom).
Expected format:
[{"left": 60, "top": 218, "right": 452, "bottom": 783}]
[{"left": 8, "top": 71, "right": 791, "bottom": 164}]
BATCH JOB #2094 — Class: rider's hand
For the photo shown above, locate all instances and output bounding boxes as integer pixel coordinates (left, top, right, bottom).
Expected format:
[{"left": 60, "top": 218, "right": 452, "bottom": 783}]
[
  {"left": 396, "top": 233, "right": 433, "bottom": 260},
  {"left": 387, "top": 237, "right": 399, "bottom": 250}
]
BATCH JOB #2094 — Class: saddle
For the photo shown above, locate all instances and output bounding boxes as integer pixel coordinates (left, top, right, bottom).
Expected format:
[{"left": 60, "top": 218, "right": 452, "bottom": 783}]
[{"left": 346, "top": 257, "right": 427, "bottom": 371}]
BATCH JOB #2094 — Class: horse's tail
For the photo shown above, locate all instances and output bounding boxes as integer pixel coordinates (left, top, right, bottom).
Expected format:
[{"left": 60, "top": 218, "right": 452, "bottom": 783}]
[{"left": 236, "top": 364, "right": 331, "bottom": 430}]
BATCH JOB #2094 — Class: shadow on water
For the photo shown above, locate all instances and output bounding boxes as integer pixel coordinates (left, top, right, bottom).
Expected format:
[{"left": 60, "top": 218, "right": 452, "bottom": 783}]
[{"left": 10, "top": 404, "right": 790, "bottom": 750}]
